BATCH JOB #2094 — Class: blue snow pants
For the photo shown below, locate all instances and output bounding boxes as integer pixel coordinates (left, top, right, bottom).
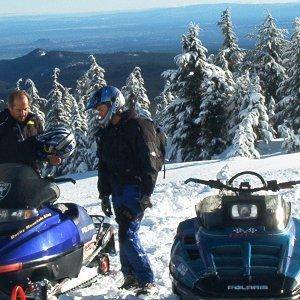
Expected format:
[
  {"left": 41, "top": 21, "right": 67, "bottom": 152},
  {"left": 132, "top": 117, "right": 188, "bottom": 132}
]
[{"left": 112, "top": 184, "right": 154, "bottom": 284}]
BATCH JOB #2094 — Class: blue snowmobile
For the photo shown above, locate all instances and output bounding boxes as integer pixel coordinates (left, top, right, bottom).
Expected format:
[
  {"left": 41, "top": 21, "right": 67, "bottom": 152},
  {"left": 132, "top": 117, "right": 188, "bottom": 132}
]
[
  {"left": 170, "top": 171, "right": 300, "bottom": 299},
  {"left": 0, "top": 163, "right": 115, "bottom": 300}
]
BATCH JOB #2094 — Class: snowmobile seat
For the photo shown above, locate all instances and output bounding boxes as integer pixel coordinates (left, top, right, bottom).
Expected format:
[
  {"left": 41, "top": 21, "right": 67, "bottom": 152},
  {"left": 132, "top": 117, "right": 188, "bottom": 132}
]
[{"left": 0, "top": 163, "right": 60, "bottom": 209}]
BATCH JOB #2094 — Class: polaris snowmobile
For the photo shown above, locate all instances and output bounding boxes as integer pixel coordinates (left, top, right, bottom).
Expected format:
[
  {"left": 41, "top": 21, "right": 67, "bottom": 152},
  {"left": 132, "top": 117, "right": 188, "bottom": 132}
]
[
  {"left": 170, "top": 171, "right": 300, "bottom": 299},
  {"left": 0, "top": 163, "right": 115, "bottom": 300}
]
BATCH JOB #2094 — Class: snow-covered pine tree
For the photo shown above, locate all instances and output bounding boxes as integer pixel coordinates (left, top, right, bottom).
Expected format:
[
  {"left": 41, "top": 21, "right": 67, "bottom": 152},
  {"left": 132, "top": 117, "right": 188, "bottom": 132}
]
[
  {"left": 161, "top": 23, "right": 234, "bottom": 161},
  {"left": 215, "top": 8, "right": 244, "bottom": 75},
  {"left": 245, "top": 74, "right": 275, "bottom": 143},
  {"left": 276, "top": 18, "right": 300, "bottom": 134},
  {"left": 227, "top": 71, "right": 251, "bottom": 140},
  {"left": 83, "top": 55, "right": 107, "bottom": 170},
  {"left": 250, "top": 12, "right": 287, "bottom": 107},
  {"left": 16, "top": 78, "right": 23, "bottom": 90},
  {"left": 44, "top": 68, "right": 71, "bottom": 130},
  {"left": 74, "top": 68, "right": 89, "bottom": 135},
  {"left": 278, "top": 124, "right": 300, "bottom": 153},
  {"left": 25, "top": 79, "right": 46, "bottom": 127},
  {"left": 195, "top": 75, "right": 234, "bottom": 159},
  {"left": 154, "top": 88, "right": 174, "bottom": 125},
  {"left": 227, "top": 117, "right": 260, "bottom": 159},
  {"left": 268, "top": 96, "right": 276, "bottom": 132},
  {"left": 214, "top": 50, "right": 230, "bottom": 76},
  {"left": 122, "top": 66, "right": 151, "bottom": 119},
  {"left": 227, "top": 72, "right": 275, "bottom": 158},
  {"left": 59, "top": 88, "right": 89, "bottom": 175},
  {"left": 161, "top": 23, "right": 207, "bottom": 161},
  {"left": 43, "top": 68, "right": 79, "bottom": 176}
]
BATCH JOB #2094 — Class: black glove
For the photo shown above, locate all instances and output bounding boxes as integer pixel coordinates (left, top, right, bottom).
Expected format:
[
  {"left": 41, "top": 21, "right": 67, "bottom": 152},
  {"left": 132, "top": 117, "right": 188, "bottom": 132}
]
[
  {"left": 101, "top": 196, "right": 112, "bottom": 217},
  {"left": 139, "top": 195, "right": 153, "bottom": 212}
]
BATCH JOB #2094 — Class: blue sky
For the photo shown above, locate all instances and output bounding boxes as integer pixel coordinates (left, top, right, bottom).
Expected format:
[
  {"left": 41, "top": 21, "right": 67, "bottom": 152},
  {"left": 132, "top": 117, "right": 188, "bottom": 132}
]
[{"left": 2, "top": 0, "right": 300, "bottom": 15}]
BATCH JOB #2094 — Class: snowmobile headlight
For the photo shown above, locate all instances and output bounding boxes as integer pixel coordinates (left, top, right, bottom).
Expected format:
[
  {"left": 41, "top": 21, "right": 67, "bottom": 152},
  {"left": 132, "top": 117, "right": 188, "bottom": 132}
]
[
  {"left": 231, "top": 204, "right": 258, "bottom": 219},
  {"left": 0, "top": 209, "right": 38, "bottom": 222}
]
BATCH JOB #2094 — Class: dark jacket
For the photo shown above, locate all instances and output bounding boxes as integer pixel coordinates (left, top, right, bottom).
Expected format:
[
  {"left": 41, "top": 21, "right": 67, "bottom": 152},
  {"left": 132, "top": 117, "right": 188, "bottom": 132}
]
[
  {"left": 0, "top": 109, "right": 43, "bottom": 168},
  {"left": 97, "top": 110, "right": 158, "bottom": 198}
]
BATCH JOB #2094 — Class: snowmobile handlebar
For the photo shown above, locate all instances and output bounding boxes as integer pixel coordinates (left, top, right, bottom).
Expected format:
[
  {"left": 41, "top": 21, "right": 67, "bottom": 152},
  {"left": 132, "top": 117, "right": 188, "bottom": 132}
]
[
  {"left": 45, "top": 176, "right": 76, "bottom": 184},
  {"left": 228, "top": 171, "right": 266, "bottom": 187},
  {"left": 185, "top": 171, "right": 300, "bottom": 194},
  {"left": 185, "top": 178, "right": 241, "bottom": 192}
]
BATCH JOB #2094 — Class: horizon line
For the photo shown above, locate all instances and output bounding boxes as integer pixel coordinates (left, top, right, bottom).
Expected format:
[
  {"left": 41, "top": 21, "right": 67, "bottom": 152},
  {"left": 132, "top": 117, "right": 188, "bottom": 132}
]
[{"left": 0, "top": 1, "right": 299, "bottom": 18}]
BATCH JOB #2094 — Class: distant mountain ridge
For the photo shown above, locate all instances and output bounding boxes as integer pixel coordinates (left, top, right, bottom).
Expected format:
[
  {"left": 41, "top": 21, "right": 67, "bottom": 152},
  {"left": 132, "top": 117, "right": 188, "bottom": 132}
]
[
  {"left": 0, "top": 49, "right": 176, "bottom": 102},
  {"left": 0, "top": 3, "right": 298, "bottom": 59}
]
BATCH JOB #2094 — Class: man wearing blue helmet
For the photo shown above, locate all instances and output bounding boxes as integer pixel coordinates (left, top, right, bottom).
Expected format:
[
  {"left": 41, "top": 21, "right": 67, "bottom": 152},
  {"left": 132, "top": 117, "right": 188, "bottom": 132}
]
[{"left": 86, "top": 85, "right": 158, "bottom": 296}]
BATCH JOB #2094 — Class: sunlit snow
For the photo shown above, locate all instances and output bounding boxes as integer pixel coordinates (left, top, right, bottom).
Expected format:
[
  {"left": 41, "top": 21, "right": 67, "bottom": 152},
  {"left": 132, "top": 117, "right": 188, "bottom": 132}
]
[{"left": 57, "top": 152, "right": 300, "bottom": 299}]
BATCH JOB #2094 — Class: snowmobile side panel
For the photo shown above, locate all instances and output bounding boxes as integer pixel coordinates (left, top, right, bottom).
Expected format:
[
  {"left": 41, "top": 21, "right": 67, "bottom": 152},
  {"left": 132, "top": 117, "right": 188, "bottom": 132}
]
[
  {"left": 71, "top": 205, "right": 97, "bottom": 243},
  {"left": 0, "top": 208, "right": 81, "bottom": 264},
  {"left": 0, "top": 246, "right": 83, "bottom": 296},
  {"left": 53, "top": 203, "right": 97, "bottom": 244}
]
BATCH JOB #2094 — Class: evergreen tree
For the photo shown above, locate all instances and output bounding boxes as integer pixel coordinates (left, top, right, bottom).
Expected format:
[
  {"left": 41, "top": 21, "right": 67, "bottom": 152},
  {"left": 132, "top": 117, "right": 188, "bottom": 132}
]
[
  {"left": 278, "top": 124, "right": 300, "bottom": 153},
  {"left": 227, "top": 117, "right": 260, "bottom": 159},
  {"left": 161, "top": 23, "right": 234, "bottom": 161},
  {"left": 215, "top": 8, "right": 244, "bottom": 74},
  {"left": 276, "top": 18, "right": 300, "bottom": 133},
  {"left": 215, "top": 49, "right": 230, "bottom": 75},
  {"left": 250, "top": 13, "right": 287, "bottom": 107},
  {"left": 60, "top": 89, "right": 89, "bottom": 175},
  {"left": 16, "top": 78, "right": 23, "bottom": 90},
  {"left": 74, "top": 70, "right": 89, "bottom": 134},
  {"left": 154, "top": 87, "right": 174, "bottom": 125},
  {"left": 268, "top": 96, "right": 276, "bottom": 132},
  {"left": 43, "top": 68, "right": 73, "bottom": 176},
  {"left": 227, "top": 71, "right": 250, "bottom": 140},
  {"left": 122, "top": 67, "right": 151, "bottom": 119},
  {"left": 25, "top": 79, "right": 46, "bottom": 127},
  {"left": 195, "top": 76, "right": 232, "bottom": 159},
  {"left": 227, "top": 72, "right": 274, "bottom": 158},
  {"left": 45, "top": 68, "right": 70, "bottom": 130},
  {"left": 245, "top": 74, "right": 275, "bottom": 143},
  {"left": 83, "top": 55, "right": 107, "bottom": 170}
]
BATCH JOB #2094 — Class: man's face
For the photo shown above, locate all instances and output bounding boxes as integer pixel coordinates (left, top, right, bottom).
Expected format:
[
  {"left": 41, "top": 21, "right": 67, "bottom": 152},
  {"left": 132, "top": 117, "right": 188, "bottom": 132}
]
[
  {"left": 96, "top": 103, "right": 109, "bottom": 121},
  {"left": 8, "top": 95, "right": 29, "bottom": 122}
]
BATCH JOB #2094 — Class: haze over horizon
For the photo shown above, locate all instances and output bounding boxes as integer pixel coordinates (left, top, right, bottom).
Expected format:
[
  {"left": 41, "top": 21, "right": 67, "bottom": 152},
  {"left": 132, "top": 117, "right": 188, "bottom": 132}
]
[{"left": 1, "top": 0, "right": 300, "bottom": 16}]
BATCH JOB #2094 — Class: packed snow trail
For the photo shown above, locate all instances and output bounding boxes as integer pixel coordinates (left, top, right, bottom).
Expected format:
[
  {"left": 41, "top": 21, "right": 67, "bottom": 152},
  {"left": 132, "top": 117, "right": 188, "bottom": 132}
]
[{"left": 58, "top": 153, "right": 300, "bottom": 299}]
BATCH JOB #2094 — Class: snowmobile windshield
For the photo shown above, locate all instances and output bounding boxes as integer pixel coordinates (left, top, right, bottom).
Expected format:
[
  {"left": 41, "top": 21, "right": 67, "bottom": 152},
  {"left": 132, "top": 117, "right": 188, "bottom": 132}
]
[
  {"left": 264, "top": 195, "right": 291, "bottom": 230},
  {"left": 0, "top": 163, "right": 60, "bottom": 209},
  {"left": 196, "top": 195, "right": 223, "bottom": 229},
  {"left": 197, "top": 195, "right": 222, "bottom": 213},
  {"left": 196, "top": 194, "right": 291, "bottom": 231}
]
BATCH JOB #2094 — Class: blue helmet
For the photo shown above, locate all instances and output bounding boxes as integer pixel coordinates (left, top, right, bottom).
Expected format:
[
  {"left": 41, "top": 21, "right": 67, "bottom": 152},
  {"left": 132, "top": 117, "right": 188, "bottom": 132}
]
[
  {"left": 37, "top": 127, "right": 76, "bottom": 159},
  {"left": 85, "top": 86, "right": 125, "bottom": 127}
]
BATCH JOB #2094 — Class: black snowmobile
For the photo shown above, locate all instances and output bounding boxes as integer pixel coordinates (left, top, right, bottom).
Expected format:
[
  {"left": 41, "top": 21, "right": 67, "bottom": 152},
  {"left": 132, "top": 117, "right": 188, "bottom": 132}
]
[{"left": 170, "top": 171, "right": 300, "bottom": 299}]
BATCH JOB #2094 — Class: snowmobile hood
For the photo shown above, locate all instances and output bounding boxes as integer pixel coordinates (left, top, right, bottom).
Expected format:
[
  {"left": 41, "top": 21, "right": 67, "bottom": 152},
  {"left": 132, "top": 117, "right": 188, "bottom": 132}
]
[{"left": 170, "top": 217, "right": 300, "bottom": 298}]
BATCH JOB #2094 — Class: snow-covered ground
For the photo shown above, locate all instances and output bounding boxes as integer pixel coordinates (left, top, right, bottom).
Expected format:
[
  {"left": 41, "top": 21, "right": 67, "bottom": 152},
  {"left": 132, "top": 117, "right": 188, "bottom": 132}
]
[{"left": 57, "top": 152, "right": 300, "bottom": 299}]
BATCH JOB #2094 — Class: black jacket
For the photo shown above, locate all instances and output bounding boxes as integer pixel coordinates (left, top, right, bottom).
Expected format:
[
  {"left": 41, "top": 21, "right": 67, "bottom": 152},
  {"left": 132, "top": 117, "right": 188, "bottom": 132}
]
[
  {"left": 0, "top": 109, "right": 43, "bottom": 167},
  {"left": 97, "top": 110, "right": 158, "bottom": 197}
]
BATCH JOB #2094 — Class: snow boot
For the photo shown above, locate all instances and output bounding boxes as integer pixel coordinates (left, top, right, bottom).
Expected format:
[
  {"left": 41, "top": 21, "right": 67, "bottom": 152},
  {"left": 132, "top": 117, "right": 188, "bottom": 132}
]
[
  {"left": 118, "top": 275, "right": 139, "bottom": 290},
  {"left": 135, "top": 282, "right": 158, "bottom": 296}
]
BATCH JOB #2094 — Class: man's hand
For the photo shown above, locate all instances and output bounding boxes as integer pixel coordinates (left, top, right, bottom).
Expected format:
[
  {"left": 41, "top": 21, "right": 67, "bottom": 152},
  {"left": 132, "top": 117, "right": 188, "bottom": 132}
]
[
  {"left": 47, "top": 155, "right": 62, "bottom": 165},
  {"left": 140, "top": 195, "right": 153, "bottom": 211},
  {"left": 101, "top": 196, "right": 112, "bottom": 217}
]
